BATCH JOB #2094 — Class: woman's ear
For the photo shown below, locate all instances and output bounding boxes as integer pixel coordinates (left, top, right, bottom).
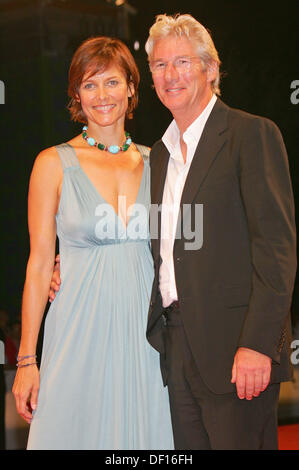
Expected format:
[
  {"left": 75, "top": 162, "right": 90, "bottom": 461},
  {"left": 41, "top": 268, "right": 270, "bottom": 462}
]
[
  {"left": 75, "top": 93, "right": 81, "bottom": 103},
  {"left": 128, "top": 82, "right": 135, "bottom": 98}
]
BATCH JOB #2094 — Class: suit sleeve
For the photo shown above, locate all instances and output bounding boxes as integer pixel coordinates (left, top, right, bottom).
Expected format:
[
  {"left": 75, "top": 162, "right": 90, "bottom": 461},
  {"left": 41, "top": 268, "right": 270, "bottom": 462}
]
[{"left": 237, "top": 117, "right": 297, "bottom": 363}]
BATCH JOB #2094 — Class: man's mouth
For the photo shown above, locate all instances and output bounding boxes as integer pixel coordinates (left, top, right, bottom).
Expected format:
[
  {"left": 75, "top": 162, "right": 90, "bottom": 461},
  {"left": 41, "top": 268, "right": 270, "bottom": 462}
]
[{"left": 166, "top": 87, "right": 184, "bottom": 94}]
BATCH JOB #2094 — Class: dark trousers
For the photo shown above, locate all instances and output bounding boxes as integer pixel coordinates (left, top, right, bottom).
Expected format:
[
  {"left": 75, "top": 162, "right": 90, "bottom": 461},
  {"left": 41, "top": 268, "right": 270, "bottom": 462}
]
[{"left": 164, "top": 305, "right": 280, "bottom": 450}]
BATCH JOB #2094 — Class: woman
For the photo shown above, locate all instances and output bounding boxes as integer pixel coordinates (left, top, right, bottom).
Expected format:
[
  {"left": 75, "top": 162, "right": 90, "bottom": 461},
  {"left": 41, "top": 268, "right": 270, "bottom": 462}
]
[{"left": 13, "top": 36, "right": 174, "bottom": 450}]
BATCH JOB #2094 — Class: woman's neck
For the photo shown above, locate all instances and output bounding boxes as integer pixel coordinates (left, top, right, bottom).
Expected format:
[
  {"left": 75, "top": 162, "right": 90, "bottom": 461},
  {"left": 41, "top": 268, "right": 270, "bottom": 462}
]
[{"left": 86, "top": 121, "right": 126, "bottom": 147}]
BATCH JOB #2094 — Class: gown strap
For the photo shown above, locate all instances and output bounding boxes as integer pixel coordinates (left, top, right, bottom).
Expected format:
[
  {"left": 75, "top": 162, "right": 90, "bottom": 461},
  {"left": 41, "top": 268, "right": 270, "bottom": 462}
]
[
  {"left": 135, "top": 144, "right": 151, "bottom": 163},
  {"left": 55, "top": 143, "right": 80, "bottom": 170}
]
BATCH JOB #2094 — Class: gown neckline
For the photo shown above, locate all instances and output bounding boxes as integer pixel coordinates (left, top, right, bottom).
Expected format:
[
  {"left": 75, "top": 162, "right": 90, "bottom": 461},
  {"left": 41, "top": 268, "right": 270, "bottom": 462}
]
[{"left": 65, "top": 142, "right": 146, "bottom": 230}]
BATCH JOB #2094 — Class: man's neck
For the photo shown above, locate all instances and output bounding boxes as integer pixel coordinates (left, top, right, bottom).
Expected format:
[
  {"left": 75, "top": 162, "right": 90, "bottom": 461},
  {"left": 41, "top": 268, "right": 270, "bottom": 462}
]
[{"left": 173, "top": 92, "right": 214, "bottom": 136}]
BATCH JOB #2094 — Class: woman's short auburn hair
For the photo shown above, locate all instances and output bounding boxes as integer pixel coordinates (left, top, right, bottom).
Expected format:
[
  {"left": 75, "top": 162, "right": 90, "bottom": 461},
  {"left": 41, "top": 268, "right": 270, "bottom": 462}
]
[{"left": 68, "top": 36, "right": 140, "bottom": 123}]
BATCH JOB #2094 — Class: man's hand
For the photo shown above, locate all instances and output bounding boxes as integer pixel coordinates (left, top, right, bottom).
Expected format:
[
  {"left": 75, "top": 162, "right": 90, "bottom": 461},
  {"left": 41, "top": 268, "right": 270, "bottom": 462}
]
[
  {"left": 231, "top": 347, "right": 272, "bottom": 400},
  {"left": 49, "top": 254, "right": 61, "bottom": 302}
]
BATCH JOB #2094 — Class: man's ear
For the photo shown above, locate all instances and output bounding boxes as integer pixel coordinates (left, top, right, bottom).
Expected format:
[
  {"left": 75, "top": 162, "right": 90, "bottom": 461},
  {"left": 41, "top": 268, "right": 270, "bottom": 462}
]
[{"left": 206, "top": 60, "right": 218, "bottom": 83}]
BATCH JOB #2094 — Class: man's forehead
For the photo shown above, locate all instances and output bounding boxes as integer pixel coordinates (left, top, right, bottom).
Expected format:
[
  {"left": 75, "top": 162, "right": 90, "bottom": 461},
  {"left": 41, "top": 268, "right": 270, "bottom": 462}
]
[{"left": 151, "top": 35, "right": 195, "bottom": 58}]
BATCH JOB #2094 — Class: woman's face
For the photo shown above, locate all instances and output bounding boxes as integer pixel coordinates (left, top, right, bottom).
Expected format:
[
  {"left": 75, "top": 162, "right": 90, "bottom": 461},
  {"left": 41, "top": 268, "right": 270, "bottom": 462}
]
[{"left": 77, "top": 63, "right": 133, "bottom": 129}]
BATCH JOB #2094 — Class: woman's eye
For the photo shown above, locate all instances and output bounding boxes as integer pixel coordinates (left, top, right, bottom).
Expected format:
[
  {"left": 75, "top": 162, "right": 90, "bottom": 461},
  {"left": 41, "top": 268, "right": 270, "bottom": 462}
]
[
  {"left": 107, "top": 80, "right": 119, "bottom": 86},
  {"left": 83, "top": 83, "right": 94, "bottom": 89}
]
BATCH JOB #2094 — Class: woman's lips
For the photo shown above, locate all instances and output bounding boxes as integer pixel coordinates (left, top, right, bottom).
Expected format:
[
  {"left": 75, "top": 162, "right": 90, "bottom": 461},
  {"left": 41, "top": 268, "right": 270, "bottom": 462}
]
[{"left": 93, "top": 104, "right": 116, "bottom": 112}]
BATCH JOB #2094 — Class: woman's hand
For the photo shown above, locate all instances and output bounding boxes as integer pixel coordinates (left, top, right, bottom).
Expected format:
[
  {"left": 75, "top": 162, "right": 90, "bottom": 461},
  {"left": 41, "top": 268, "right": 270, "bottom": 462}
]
[{"left": 13, "top": 365, "right": 40, "bottom": 424}]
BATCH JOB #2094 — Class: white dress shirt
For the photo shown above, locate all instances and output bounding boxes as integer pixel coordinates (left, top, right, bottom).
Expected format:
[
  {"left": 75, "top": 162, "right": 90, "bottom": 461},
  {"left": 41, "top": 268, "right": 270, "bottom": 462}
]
[{"left": 159, "top": 94, "right": 217, "bottom": 308}]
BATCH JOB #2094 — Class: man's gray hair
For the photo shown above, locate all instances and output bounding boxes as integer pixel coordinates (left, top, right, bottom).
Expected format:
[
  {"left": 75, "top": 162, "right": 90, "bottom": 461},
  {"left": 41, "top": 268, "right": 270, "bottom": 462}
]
[{"left": 145, "top": 14, "right": 221, "bottom": 95}]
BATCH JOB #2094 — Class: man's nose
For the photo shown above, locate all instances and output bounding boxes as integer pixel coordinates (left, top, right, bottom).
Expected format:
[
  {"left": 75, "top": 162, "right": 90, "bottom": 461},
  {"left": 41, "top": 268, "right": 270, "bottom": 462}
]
[{"left": 164, "top": 61, "right": 179, "bottom": 81}]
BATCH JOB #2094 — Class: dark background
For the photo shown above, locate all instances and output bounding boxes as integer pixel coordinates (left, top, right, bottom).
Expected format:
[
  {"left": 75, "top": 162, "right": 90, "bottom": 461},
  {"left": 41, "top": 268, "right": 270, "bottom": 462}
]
[{"left": 0, "top": 0, "right": 298, "bottom": 328}]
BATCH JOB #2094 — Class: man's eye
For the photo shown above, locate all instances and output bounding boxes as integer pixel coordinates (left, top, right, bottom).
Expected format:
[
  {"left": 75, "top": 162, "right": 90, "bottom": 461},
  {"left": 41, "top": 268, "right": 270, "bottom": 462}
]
[
  {"left": 155, "top": 62, "right": 165, "bottom": 69},
  {"left": 176, "top": 58, "right": 190, "bottom": 66}
]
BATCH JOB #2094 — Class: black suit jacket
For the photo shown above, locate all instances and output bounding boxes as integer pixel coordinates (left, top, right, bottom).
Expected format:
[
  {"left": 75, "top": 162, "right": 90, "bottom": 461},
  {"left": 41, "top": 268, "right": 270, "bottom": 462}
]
[{"left": 147, "top": 98, "right": 297, "bottom": 394}]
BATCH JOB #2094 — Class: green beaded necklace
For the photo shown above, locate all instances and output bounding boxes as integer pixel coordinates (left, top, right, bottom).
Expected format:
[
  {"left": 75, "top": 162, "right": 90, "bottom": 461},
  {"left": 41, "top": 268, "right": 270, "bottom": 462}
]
[{"left": 82, "top": 126, "right": 132, "bottom": 154}]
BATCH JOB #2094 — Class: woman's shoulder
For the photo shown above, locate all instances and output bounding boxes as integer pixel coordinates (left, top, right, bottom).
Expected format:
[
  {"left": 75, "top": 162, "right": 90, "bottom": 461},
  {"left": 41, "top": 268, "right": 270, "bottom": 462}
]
[
  {"left": 32, "top": 145, "right": 64, "bottom": 177},
  {"left": 35, "top": 133, "right": 81, "bottom": 168},
  {"left": 35, "top": 145, "right": 60, "bottom": 164}
]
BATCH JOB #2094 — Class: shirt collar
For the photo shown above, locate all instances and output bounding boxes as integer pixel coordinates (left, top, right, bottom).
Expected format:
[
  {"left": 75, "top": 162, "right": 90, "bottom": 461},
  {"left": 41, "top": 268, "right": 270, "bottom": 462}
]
[
  {"left": 185, "top": 93, "right": 217, "bottom": 144},
  {"left": 162, "top": 94, "right": 217, "bottom": 159}
]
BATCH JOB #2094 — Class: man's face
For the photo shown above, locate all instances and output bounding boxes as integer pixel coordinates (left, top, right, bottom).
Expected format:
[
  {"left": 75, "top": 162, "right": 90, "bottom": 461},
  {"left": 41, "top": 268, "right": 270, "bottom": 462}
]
[{"left": 150, "top": 35, "right": 216, "bottom": 122}]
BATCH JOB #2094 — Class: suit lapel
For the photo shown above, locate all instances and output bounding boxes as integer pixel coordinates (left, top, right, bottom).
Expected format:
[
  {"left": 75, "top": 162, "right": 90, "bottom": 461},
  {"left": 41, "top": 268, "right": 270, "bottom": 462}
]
[
  {"left": 179, "top": 98, "right": 229, "bottom": 208},
  {"left": 150, "top": 143, "right": 170, "bottom": 206}
]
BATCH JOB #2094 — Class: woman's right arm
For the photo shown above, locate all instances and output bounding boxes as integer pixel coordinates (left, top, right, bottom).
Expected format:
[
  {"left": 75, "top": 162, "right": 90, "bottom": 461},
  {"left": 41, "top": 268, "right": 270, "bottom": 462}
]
[{"left": 13, "top": 147, "right": 62, "bottom": 423}]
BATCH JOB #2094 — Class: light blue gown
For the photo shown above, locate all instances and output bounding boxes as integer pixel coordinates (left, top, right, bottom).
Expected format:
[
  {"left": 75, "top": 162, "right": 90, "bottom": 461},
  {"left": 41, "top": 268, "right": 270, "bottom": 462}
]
[{"left": 27, "top": 143, "right": 174, "bottom": 450}]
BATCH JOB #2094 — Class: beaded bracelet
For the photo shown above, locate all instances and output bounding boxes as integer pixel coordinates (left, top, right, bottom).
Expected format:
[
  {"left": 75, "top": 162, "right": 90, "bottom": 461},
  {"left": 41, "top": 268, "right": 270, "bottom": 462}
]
[
  {"left": 17, "top": 354, "right": 37, "bottom": 362},
  {"left": 17, "top": 361, "right": 38, "bottom": 369}
]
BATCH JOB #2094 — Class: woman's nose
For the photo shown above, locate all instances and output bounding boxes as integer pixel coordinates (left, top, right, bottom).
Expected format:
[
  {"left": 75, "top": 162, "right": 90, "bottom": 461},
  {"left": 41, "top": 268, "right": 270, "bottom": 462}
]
[{"left": 96, "top": 84, "right": 108, "bottom": 100}]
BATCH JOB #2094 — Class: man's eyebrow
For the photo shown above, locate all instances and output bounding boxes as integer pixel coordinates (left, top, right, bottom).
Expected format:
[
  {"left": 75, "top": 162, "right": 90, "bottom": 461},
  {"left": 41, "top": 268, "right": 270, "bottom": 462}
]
[{"left": 151, "top": 55, "right": 190, "bottom": 62}]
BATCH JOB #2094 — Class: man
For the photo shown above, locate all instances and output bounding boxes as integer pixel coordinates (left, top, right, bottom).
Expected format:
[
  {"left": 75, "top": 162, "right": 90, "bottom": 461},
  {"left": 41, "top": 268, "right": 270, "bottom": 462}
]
[{"left": 144, "top": 14, "right": 296, "bottom": 449}]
